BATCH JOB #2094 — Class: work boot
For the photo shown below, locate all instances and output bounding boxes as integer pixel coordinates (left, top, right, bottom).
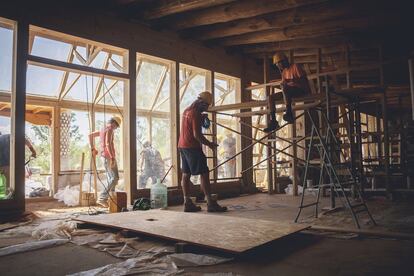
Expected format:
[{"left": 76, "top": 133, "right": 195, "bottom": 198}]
[
  {"left": 184, "top": 200, "right": 202, "bottom": 212},
  {"left": 264, "top": 120, "right": 280, "bottom": 133},
  {"left": 283, "top": 111, "right": 294, "bottom": 124},
  {"left": 207, "top": 200, "right": 228, "bottom": 212},
  {"left": 97, "top": 199, "right": 109, "bottom": 208}
]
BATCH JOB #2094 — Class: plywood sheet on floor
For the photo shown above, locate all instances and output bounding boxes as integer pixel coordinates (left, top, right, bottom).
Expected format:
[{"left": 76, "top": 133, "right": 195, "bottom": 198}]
[{"left": 75, "top": 210, "right": 308, "bottom": 253}]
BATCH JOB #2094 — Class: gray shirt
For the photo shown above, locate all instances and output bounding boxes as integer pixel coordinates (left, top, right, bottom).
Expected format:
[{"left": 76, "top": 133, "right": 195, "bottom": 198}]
[{"left": 0, "top": 134, "right": 10, "bottom": 167}]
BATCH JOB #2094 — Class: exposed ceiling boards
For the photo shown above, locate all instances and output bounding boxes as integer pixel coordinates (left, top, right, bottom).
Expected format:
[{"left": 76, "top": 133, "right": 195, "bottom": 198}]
[{"left": 107, "top": 0, "right": 411, "bottom": 58}]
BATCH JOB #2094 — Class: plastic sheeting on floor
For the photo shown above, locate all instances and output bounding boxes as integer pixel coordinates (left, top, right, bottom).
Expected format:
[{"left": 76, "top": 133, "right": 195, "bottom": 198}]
[
  {"left": 68, "top": 254, "right": 182, "bottom": 276},
  {"left": 0, "top": 239, "right": 68, "bottom": 257},
  {"left": 168, "top": 253, "right": 233, "bottom": 267}
]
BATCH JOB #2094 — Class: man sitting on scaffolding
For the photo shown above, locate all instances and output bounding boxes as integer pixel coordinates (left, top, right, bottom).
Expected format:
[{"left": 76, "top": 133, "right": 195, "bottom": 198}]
[{"left": 264, "top": 52, "right": 311, "bottom": 133}]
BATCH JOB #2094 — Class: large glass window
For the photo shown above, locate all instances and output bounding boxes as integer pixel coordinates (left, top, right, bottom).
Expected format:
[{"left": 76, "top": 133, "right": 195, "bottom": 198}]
[
  {"left": 0, "top": 17, "right": 15, "bottom": 200},
  {"left": 214, "top": 73, "right": 241, "bottom": 180},
  {"left": 179, "top": 64, "right": 210, "bottom": 184},
  {"left": 136, "top": 54, "right": 174, "bottom": 188},
  {"left": 0, "top": 24, "right": 14, "bottom": 93},
  {"left": 29, "top": 26, "right": 128, "bottom": 73}
]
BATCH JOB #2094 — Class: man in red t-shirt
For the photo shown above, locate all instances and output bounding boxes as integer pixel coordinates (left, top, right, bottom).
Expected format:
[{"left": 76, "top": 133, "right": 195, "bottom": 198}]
[
  {"left": 178, "top": 91, "right": 227, "bottom": 212},
  {"left": 264, "top": 52, "right": 311, "bottom": 132}
]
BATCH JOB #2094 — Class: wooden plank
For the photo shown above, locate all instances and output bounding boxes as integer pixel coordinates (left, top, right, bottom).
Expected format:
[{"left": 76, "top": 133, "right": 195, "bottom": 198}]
[
  {"left": 27, "top": 55, "right": 129, "bottom": 80},
  {"left": 76, "top": 210, "right": 308, "bottom": 253},
  {"left": 169, "top": 0, "right": 326, "bottom": 30},
  {"left": 196, "top": 0, "right": 363, "bottom": 40},
  {"left": 219, "top": 14, "right": 392, "bottom": 46},
  {"left": 142, "top": 0, "right": 236, "bottom": 20}
]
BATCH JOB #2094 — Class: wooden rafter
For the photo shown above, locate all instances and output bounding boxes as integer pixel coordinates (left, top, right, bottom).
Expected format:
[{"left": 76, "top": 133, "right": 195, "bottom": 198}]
[
  {"left": 142, "top": 0, "right": 236, "bottom": 20},
  {"left": 95, "top": 80, "right": 120, "bottom": 104},
  {"left": 218, "top": 15, "right": 391, "bottom": 47},
  {"left": 150, "top": 66, "right": 169, "bottom": 111},
  {"left": 179, "top": 70, "right": 197, "bottom": 102},
  {"left": 109, "top": 57, "right": 124, "bottom": 72},
  {"left": 93, "top": 54, "right": 112, "bottom": 104},
  {"left": 59, "top": 74, "right": 82, "bottom": 101},
  {"left": 195, "top": 0, "right": 364, "bottom": 41},
  {"left": 58, "top": 46, "right": 76, "bottom": 100},
  {"left": 167, "top": 0, "right": 326, "bottom": 30}
]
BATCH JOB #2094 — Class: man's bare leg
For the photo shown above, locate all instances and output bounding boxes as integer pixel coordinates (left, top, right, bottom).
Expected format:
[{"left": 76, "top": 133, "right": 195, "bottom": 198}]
[
  {"left": 282, "top": 91, "right": 294, "bottom": 123},
  {"left": 264, "top": 93, "right": 280, "bottom": 132},
  {"left": 200, "top": 172, "right": 227, "bottom": 212},
  {"left": 181, "top": 173, "right": 191, "bottom": 200},
  {"left": 182, "top": 173, "right": 201, "bottom": 212}
]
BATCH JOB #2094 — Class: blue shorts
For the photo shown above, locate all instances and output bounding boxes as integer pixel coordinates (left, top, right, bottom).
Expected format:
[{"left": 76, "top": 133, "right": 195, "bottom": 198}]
[{"left": 179, "top": 148, "right": 209, "bottom": 175}]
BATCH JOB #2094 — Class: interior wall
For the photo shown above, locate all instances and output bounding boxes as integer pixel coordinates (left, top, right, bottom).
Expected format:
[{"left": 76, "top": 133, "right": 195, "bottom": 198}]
[{"left": 0, "top": 0, "right": 262, "bottom": 80}]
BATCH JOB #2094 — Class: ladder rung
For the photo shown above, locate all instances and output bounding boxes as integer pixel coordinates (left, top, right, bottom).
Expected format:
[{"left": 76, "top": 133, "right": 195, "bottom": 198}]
[
  {"left": 350, "top": 203, "right": 365, "bottom": 209},
  {"left": 354, "top": 208, "right": 368, "bottom": 214},
  {"left": 299, "top": 202, "right": 318, "bottom": 209}
]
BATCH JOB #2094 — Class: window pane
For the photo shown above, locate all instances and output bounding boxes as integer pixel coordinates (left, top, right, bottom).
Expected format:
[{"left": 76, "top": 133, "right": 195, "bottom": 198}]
[
  {"left": 137, "top": 55, "right": 174, "bottom": 188},
  {"left": 60, "top": 110, "right": 91, "bottom": 171},
  {"left": 214, "top": 73, "right": 239, "bottom": 106},
  {"left": 0, "top": 106, "right": 12, "bottom": 199},
  {"left": 31, "top": 36, "right": 72, "bottom": 62},
  {"left": 30, "top": 26, "right": 128, "bottom": 74},
  {"left": 179, "top": 64, "right": 208, "bottom": 185},
  {"left": 0, "top": 18, "right": 15, "bottom": 200},
  {"left": 0, "top": 26, "right": 13, "bottom": 92},
  {"left": 26, "top": 65, "right": 64, "bottom": 98},
  {"left": 25, "top": 120, "right": 52, "bottom": 198}
]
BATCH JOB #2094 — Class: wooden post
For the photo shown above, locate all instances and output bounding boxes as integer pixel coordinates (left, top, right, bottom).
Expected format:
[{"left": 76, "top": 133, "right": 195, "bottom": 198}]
[
  {"left": 381, "top": 92, "right": 391, "bottom": 196},
  {"left": 171, "top": 61, "right": 180, "bottom": 187},
  {"left": 52, "top": 106, "right": 61, "bottom": 195},
  {"left": 11, "top": 20, "right": 28, "bottom": 214},
  {"left": 292, "top": 119, "right": 298, "bottom": 196},
  {"left": 317, "top": 48, "right": 321, "bottom": 93},
  {"left": 354, "top": 101, "right": 365, "bottom": 196},
  {"left": 324, "top": 75, "right": 335, "bottom": 208},
  {"left": 209, "top": 71, "right": 218, "bottom": 184},
  {"left": 345, "top": 45, "right": 351, "bottom": 89},
  {"left": 79, "top": 152, "right": 85, "bottom": 205},
  {"left": 240, "top": 58, "right": 253, "bottom": 190},
  {"left": 379, "top": 45, "right": 384, "bottom": 87},
  {"left": 409, "top": 59, "right": 414, "bottom": 120},
  {"left": 264, "top": 56, "right": 273, "bottom": 194},
  {"left": 126, "top": 50, "right": 137, "bottom": 204}
]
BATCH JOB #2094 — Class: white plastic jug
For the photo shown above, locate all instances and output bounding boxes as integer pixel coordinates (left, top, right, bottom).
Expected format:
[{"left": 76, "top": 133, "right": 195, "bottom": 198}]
[{"left": 150, "top": 179, "right": 167, "bottom": 209}]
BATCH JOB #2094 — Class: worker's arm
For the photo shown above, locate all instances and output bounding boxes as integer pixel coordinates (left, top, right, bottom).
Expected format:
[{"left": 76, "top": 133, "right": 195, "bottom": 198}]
[
  {"left": 192, "top": 113, "right": 218, "bottom": 149},
  {"left": 139, "top": 151, "right": 144, "bottom": 172},
  {"left": 88, "top": 131, "right": 100, "bottom": 156},
  {"left": 24, "top": 138, "right": 36, "bottom": 158}
]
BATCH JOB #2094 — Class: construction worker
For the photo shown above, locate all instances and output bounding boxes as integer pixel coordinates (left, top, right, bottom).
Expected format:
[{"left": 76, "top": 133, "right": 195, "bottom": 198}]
[
  {"left": 0, "top": 133, "right": 37, "bottom": 195},
  {"left": 138, "top": 141, "right": 165, "bottom": 188},
  {"left": 89, "top": 116, "right": 121, "bottom": 207},
  {"left": 222, "top": 131, "right": 236, "bottom": 178},
  {"left": 264, "top": 52, "right": 311, "bottom": 132},
  {"left": 178, "top": 91, "right": 227, "bottom": 212}
]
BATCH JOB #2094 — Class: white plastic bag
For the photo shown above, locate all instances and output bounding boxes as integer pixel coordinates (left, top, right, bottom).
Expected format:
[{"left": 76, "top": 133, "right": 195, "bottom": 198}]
[{"left": 54, "top": 185, "right": 79, "bottom": 206}]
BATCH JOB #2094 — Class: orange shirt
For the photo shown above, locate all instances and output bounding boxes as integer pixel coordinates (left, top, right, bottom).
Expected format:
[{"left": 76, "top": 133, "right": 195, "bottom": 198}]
[
  {"left": 178, "top": 106, "right": 202, "bottom": 149},
  {"left": 282, "top": 63, "right": 310, "bottom": 93}
]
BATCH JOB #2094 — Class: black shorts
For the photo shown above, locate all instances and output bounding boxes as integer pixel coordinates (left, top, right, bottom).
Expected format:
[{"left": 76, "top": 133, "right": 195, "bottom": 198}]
[
  {"left": 284, "top": 86, "right": 307, "bottom": 98},
  {"left": 179, "top": 148, "right": 209, "bottom": 175}
]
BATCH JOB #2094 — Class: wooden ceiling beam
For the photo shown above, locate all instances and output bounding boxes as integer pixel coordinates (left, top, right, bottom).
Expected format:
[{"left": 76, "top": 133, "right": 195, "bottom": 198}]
[
  {"left": 142, "top": 0, "right": 236, "bottom": 20},
  {"left": 219, "top": 15, "right": 390, "bottom": 46},
  {"left": 240, "top": 34, "right": 380, "bottom": 55},
  {"left": 194, "top": 0, "right": 363, "bottom": 40},
  {"left": 167, "top": 0, "right": 327, "bottom": 30}
]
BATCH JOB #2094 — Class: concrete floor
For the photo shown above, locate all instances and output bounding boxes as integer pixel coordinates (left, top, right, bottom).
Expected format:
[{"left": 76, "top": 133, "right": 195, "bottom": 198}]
[{"left": 1, "top": 193, "right": 414, "bottom": 275}]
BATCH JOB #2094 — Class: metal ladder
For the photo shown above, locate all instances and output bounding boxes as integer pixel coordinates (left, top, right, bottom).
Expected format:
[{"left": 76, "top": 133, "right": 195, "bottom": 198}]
[{"left": 294, "top": 107, "right": 376, "bottom": 229}]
